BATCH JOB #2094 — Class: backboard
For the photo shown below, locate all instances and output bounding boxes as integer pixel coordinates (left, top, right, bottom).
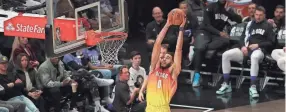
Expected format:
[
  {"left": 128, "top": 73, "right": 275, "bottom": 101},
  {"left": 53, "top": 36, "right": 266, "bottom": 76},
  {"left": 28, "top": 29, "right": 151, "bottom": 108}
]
[{"left": 45, "top": 0, "right": 128, "bottom": 57}]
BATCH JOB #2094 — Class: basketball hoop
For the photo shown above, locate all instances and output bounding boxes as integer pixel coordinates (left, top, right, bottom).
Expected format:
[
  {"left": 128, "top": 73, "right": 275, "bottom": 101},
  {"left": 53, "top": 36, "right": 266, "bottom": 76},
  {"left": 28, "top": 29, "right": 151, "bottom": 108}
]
[{"left": 85, "top": 30, "right": 128, "bottom": 65}]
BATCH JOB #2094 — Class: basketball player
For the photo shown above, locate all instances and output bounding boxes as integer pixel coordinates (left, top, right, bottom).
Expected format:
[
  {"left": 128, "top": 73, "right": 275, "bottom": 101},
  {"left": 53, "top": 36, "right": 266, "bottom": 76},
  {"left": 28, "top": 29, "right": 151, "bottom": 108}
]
[{"left": 138, "top": 15, "right": 186, "bottom": 112}]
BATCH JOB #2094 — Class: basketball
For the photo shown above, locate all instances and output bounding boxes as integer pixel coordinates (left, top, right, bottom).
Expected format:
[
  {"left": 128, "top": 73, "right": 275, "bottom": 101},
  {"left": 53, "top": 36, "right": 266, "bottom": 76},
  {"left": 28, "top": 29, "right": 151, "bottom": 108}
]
[{"left": 167, "top": 8, "right": 185, "bottom": 25}]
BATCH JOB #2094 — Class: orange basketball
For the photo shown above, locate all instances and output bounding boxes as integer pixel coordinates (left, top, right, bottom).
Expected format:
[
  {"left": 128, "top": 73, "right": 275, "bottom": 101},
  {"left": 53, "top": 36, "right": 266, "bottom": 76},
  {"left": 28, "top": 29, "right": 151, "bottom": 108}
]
[{"left": 167, "top": 8, "right": 185, "bottom": 25}]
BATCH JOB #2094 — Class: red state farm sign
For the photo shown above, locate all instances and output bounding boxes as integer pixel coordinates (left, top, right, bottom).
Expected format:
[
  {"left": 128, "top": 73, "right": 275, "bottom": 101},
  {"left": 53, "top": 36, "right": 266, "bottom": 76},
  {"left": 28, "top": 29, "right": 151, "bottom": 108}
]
[
  {"left": 4, "top": 16, "right": 46, "bottom": 39},
  {"left": 4, "top": 16, "right": 77, "bottom": 41}
]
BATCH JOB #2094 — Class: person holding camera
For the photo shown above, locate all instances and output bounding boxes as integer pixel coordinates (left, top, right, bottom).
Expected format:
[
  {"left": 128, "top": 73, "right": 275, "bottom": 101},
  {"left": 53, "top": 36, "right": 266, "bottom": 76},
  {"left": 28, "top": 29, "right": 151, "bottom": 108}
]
[
  {"left": 38, "top": 57, "right": 78, "bottom": 112},
  {"left": 128, "top": 51, "right": 147, "bottom": 93},
  {"left": 113, "top": 66, "right": 146, "bottom": 112}
]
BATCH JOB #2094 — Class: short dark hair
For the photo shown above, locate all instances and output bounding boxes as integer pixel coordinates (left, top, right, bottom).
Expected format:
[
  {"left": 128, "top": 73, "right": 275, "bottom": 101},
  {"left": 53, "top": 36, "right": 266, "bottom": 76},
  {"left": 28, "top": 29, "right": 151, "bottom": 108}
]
[
  {"left": 130, "top": 51, "right": 141, "bottom": 59},
  {"left": 166, "top": 52, "right": 174, "bottom": 59},
  {"left": 255, "top": 6, "right": 266, "bottom": 14},
  {"left": 179, "top": 1, "right": 187, "bottom": 6},
  {"left": 276, "top": 5, "right": 285, "bottom": 11},
  {"left": 119, "top": 65, "right": 128, "bottom": 75},
  {"left": 249, "top": 2, "right": 257, "bottom": 7},
  {"left": 161, "top": 44, "right": 169, "bottom": 50}
]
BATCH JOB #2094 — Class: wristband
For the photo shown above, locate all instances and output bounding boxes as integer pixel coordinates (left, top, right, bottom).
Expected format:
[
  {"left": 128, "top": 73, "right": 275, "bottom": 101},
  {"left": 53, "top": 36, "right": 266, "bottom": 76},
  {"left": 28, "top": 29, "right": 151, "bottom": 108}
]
[{"left": 179, "top": 27, "right": 184, "bottom": 31}]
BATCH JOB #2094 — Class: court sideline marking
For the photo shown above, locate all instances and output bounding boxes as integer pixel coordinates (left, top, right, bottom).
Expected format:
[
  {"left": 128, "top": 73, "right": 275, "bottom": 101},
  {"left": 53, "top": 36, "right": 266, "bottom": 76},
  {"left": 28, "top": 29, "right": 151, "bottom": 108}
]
[{"left": 170, "top": 104, "right": 214, "bottom": 112}]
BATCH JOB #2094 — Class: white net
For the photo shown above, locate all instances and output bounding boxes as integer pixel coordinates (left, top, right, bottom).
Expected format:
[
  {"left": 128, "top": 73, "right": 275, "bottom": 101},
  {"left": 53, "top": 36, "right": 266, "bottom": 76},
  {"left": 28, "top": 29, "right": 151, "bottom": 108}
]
[{"left": 97, "top": 37, "right": 127, "bottom": 65}]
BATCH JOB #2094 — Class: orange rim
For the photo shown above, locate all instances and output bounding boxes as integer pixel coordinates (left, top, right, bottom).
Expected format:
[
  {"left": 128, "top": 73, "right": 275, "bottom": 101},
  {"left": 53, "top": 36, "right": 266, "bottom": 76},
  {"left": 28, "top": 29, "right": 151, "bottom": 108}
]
[{"left": 85, "top": 30, "right": 128, "bottom": 46}]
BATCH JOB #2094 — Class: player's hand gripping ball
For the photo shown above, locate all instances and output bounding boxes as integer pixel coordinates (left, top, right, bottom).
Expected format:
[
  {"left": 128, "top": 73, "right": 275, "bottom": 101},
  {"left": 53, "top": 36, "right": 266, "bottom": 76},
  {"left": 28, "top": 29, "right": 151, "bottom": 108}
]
[{"left": 167, "top": 8, "right": 186, "bottom": 25}]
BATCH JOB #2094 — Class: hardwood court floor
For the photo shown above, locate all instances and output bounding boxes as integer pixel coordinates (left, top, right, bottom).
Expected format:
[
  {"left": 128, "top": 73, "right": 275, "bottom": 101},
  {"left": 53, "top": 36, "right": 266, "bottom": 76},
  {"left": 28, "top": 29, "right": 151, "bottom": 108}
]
[{"left": 214, "top": 99, "right": 285, "bottom": 112}]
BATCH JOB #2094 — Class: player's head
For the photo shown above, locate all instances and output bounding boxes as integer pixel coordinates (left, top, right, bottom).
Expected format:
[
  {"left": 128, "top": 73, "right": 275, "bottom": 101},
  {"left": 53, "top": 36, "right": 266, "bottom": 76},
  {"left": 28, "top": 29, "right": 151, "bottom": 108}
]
[
  {"left": 130, "top": 51, "right": 141, "bottom": 67},
  {"left": 274, "top": 5, "right": 285, "bottom": 20},
  {"left": 152, "top": 7, "right": 164, "bottom": 22},
  {"left": 18, "top": 37, "right": 28, "bottom": 45},
  {"left": 179, "top": 1, "right": 188, "bottom": 14},
  {"left": 248, "top": 3, "right": 257, "bottom": 17},
  {"left": 160, "top": 52, "right": 174, "bottom": 69},
  {"left": 119, "top": 65, "right": 130, "bottom": 81},
  {"left": 160, "top": 44, "right": 168, "bottom": 59},
  {"left": 254, "top": 6, "right": 266, "bottom": 23}
]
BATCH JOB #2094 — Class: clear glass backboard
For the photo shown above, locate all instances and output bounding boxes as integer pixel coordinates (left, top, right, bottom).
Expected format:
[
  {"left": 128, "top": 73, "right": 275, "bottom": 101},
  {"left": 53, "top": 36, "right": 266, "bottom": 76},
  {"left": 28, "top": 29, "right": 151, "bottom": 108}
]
[{"left": 45, "top": 0, "right": 127, "bottom": 57}]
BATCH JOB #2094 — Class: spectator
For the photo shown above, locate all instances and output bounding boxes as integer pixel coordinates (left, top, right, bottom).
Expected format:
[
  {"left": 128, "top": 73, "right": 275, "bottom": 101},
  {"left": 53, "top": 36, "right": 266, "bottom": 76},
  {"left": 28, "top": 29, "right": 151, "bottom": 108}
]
[
  {"left": 179, "top": 1, "right": 200, "bottom": 62},
  {"left": 242, "top": 3, "right": 257, "bottom": 22},
  {"left": 0, "top": 84, "right": 26, "bottom": 112},
  {"left": 186, "top": 0, "right": 205, "bottom": 25},
  {"left": 62, "top": 50, "right": 115, "bottom": 106},
  {"left": 0, "top": 55, "right": 39, "bottom": 112},
  {"left": 13, "top": 53, "right": 46, "bottom": 112},
  {"left": 28, "top": 39, "right": 46, "bottom": 64},
  {"left": 192, "top": 0, "right": 242, "bottom": 87},
  {"left": 38, "top": 57, "right": 77, "bottom": 112},
  {"left": 83, "top": 47, "right": 121, "bottom": 80},
  {"left": 271, "top": 47, "right": 286, "bottom": 72},
  {"left": 113, "top": 66, "right": 146, "bottom": 112},
  {"left": 268, "top": 5, "right": 285, "bottom": 32},
  {"left": 271, "top": 27, "right": 286, "bottom": 72},
  {"left": 128, "top": 51, "right": 147, "bottom": 93},
  {"left": 12, "top": 37, "right": 39, "bottom": 68},
  {"left": 160, "top": 44, "right": 168, "bottom": 60},
  {"left": 216, "top": 6, "right": 275, "bottom": 98},
  {"left": 146, "top": 7, "right": 166, "bottom": 52}
]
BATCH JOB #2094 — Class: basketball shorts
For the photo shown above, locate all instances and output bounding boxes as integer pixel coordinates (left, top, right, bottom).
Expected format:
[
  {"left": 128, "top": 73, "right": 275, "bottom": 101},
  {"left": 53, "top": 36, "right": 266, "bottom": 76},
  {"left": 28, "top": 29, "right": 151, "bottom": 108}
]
[{"left": 145, "top": 104, "right": 170, "bottom": 112}]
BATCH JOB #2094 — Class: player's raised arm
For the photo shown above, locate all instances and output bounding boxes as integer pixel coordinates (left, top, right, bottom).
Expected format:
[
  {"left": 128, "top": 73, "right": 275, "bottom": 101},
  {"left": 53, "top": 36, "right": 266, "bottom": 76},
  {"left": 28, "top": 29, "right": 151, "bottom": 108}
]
[
  {"left": 173, "top": 17, "right": 186, "bottom": 76},
  {"left": 150, "top": 21, "right": 171, "bottom": 71}
]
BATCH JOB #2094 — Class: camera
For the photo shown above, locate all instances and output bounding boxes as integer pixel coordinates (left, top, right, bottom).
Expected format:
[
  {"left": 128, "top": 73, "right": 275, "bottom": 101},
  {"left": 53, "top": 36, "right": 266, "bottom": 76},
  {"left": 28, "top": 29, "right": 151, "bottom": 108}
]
[
  {"left": 71, "top": 69, "right": 100, "bottom": 97},
  {"left": 134, "top": 75, "right": 144, "bottom": 88}
]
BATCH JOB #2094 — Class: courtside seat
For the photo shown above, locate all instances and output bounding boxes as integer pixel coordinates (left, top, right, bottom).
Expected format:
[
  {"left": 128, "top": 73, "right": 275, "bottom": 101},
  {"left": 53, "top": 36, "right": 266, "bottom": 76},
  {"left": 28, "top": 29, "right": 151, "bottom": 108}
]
[
  {"left": 260, "top": 27, "right": 286, "bottom": 89},
  {"left": 202, "top": 24, "right": 247, "bottom": 87},
  {"left": 205, "top": 50, "right": 224, "bottom": 59},
  {"left": 237, "top": 27, "right": 286, "bottom": 91}
]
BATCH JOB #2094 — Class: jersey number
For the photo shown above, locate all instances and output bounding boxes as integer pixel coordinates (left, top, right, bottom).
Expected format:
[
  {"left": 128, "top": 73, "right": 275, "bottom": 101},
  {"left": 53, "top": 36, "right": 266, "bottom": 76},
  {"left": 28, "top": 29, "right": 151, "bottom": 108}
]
[{"left": 157, "top": 80, "right": 162, "bottom": 88}]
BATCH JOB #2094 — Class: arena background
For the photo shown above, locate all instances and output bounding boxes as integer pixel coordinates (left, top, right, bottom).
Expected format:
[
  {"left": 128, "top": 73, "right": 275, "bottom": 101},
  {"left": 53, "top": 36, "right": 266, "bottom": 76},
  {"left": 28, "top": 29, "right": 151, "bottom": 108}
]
[{"left": 126, "top": 0, "right": 285, "bottom": 72}]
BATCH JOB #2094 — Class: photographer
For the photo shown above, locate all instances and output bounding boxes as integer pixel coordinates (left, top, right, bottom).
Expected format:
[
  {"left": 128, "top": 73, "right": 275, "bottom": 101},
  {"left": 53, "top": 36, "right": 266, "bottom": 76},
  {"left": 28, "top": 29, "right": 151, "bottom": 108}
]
[
  {"left": 62, "top": 51, "right": 114, "bottom": 112},
  {"left": 128, "top": 51, "right": 147, "bottom": 93},
  {"left": 113, "top": 66, "right": 146, "bottom": 112}
]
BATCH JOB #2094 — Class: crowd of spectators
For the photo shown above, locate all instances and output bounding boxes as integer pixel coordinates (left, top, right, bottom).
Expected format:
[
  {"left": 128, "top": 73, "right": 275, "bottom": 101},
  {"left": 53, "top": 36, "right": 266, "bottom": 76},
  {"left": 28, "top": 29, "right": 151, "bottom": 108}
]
[{"left": 0, "top": 0, "right": 285, "bottom": 112}]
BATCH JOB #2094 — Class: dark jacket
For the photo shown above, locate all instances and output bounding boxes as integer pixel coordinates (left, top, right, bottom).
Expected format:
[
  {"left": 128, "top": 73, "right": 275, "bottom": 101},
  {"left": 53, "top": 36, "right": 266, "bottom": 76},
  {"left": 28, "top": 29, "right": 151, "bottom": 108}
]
[
  {"left": 145, "top": 19, "right": 167, "bottom": 40},
  {"left": 238, "top": 20, "right": 275, "bottom": 53},
  {"left": 28, "top": 39, "right": 46, "bottom": 64},
  {"left": 185, "top": 15, "right": 200, "bottom": 38},
  {"left": 14, "top": 67, "right": 41, "bottom": 94},
  {"left": 13, "top": 44, "right": 38, "bottom": 64},
  {"left": 0, "top": 73, "right": 25, "bottom": 101},
  {"left": 187, "top": 0, "right": 205, "bottom": 25},
  {"left": 0, "top": 84, "right": 4, "bottom": 100},
  {"left": 200, "top": 2, "right": 242, "bottom": 36},
  {"left": 113, "top": 81, "right": 130, "bottom": 112}
]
